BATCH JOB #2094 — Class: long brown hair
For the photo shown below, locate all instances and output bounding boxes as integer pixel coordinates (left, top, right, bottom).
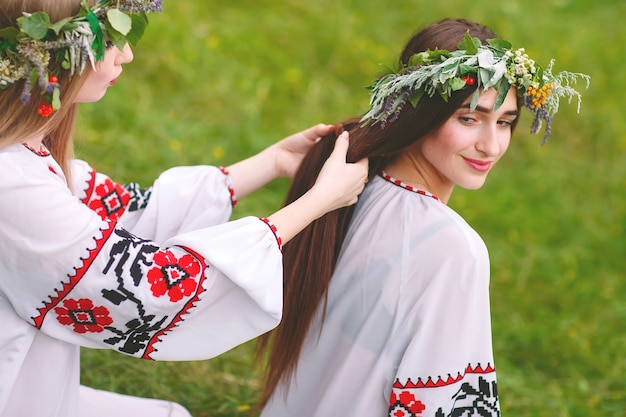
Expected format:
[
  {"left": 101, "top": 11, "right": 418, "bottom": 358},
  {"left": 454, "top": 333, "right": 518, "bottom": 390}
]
[
  {"left": 0, "top": 0, "right": 96, "bottom": 180},
  {"left": 255, "top": 18, "right": 518, "bottom": 408}
]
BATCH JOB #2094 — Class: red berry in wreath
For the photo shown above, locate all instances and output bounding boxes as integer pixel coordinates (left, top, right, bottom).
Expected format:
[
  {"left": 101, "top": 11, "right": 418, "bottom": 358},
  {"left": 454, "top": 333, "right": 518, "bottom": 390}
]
[
  {"left": 37, "top": 103, "right": 54, "bottom": 117},
  {"left": 461, "top": 75, "right": 476, "bottom": 86}
]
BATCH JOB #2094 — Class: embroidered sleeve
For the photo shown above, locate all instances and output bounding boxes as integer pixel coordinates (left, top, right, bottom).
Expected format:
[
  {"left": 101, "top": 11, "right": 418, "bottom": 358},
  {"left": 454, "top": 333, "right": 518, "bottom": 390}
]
[
  {"left": 259, "top": 217, "right": 283, "bottom": 251},
  {"left": 218, "top": 166, "right": 238, "bottom": 207},
  {"left": 1, "top": 158, "right": 283, "bottom": 361},
  {"left": 389, "top": 365, "right": 499, "bottom": 417},
  {"left": 387, "top": 227, "right": 500, "bottom": 417},
  {"left": 31, "top": 222, "right": 208, "bottom": 359},
  {"left": 70, "top": 159, "right": 150, "bottom": 221},
  {"left": 70, "top": 160, "right": 236, "bottom": 241},
  {"left": 24, "top": 217, "right": 282, "bottom": 361},
  {"left": 83, "top": 173, "right": 146, "bottom": 221}
]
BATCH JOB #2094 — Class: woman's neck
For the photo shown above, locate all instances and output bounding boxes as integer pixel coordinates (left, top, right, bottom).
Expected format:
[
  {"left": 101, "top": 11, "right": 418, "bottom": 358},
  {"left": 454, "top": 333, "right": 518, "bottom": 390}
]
[
  {"left": 384, "top": 153, "right": 454, "bottom": 204},
  {"left": 22, "top": 134, "right": 46, "bottom": 151}
]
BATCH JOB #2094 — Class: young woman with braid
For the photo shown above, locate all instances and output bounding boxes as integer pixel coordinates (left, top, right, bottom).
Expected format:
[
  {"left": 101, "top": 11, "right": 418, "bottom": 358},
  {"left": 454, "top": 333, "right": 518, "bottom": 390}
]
[{"left": 256, "top": 18, "right": 588, "bottom": 417}]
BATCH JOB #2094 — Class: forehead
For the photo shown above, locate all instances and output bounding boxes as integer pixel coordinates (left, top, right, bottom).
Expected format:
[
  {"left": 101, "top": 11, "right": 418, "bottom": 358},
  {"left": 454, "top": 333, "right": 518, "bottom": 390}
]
[{"left": 459, "top": 87, "right": 519, "bottom": 114}]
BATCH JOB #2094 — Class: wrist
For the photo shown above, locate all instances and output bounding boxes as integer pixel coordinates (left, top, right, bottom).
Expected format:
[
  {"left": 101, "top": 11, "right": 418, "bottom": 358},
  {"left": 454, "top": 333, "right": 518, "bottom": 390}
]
[
  {"left": 261, "top": 144, "right": 282, "bottom": 180},
  {"left": 297, "top": 187, "right": 329, "bottom": 220}
]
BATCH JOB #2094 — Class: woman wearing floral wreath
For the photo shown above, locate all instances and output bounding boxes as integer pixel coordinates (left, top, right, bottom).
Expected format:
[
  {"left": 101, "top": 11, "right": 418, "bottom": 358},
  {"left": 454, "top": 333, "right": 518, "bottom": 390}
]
[
  {"left": 0, "top": 1, "right": 368, "bottom": 416},
  {"left": 256, "top": 18, "right": 589, "bottom": 417}
]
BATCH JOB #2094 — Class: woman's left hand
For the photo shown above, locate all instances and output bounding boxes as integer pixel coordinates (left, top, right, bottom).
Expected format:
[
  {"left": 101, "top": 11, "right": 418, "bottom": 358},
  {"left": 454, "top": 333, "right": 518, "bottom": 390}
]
[
  {"left": 270, "top": 123, "right": 334, "bottom": 178},
  {"left": 225, "top": 123, "right": 334, "bottom": 200}
]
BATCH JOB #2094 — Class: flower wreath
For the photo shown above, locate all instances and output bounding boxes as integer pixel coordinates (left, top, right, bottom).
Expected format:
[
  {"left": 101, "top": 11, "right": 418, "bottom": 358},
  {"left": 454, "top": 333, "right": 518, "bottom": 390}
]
[
  {"left": 0, "top": 0, "right": 162, "bottom": 116},
  {"left": 361, "top": 32, "right": 590, "bottom": 143}
]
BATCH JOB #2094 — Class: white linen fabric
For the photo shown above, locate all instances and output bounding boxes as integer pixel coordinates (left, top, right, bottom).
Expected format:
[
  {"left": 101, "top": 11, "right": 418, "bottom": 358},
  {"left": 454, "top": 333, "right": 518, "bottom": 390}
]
[
  {"left": 262, "top": 174, "right": 500, "bottom": 417},
  {"left": 78, "top": 386, "right": 192, "bottom": 417},
  {"left": 0, "top": 143, "right": 283, "bottom": 417}
]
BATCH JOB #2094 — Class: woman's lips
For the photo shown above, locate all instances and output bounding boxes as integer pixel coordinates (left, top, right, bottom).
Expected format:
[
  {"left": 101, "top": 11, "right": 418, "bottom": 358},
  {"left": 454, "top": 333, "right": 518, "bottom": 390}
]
[{"left": 463, "top": 157, "right": 492, "bottom": 172}]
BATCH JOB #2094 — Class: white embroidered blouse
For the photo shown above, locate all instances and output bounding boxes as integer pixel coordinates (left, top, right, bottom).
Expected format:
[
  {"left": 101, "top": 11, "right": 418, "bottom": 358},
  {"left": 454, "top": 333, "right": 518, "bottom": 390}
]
[
  {"left": 261, "top": 173, "right": 500, "bottom": 417},
  {"left": 0, "top": 143, "right": 283, "bottom": 417}
]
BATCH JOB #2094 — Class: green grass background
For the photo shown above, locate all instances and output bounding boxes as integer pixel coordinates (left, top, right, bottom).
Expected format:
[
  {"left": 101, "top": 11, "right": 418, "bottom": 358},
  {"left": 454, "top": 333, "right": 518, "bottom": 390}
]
[{"left": 77, "top": 0, "right": 625, "bottom": 416}]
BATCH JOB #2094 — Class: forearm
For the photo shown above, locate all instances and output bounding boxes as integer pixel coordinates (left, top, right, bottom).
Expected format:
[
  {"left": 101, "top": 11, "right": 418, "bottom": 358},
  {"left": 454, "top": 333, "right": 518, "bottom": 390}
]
[
  {"left": 224, "top": 123, "right": 333, "bottom": 199},
  {"left": 225, "top": 147, "right": 278, "bottom": 200},
  {"left": 266, "top": 190, "right": 329, "bottom": 245}
]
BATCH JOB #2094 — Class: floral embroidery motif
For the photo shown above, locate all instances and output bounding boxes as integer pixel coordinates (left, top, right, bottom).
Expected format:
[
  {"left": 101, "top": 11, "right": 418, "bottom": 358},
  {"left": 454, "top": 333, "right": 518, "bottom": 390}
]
[
  {"left": 389, "top": 391, "right": 426, "bottom": 416},
  {"left": 88, "top": 178, "right": 131, "bottom": 221},
  {"left": 54, "top": 298, "right": 113, "bottom": 333},
  {"left": 36, "top": 225, "right": 205, "bottom": 358},
  {"left": 98, "top": 228, "right": 206, "bottom": 357},
  {"left": 389, "top": 364, "right": 500, "bottom": 417},
  {"left": 81, "top": 168, "right": 151, "bottom": 216},
  {"left": 147, "top": 250, "right": 202, "bottom": 302},
  {"left": 32, "top": 222, "right": 116, "bottom": 330}
]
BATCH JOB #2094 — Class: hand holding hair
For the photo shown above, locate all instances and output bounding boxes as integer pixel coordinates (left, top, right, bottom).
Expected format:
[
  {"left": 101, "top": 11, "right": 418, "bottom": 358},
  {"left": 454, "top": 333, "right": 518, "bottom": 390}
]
[
  {"left": 270, "top": 123, "right": 335, "bottom": 178},
  {"left": 308, "top": 131, "right": 369, "bottom": 210},
  {"left": 266, "top": 131, "right": 368, "bottom": 244},
  {"left": 225, "top": 123, "right": 334, "bottom": 200}
]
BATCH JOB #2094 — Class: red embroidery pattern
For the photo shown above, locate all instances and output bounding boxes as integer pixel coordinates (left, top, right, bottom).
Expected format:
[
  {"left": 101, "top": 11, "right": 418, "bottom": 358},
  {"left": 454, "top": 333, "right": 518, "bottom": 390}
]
[
  {"left": 88, "top": 178, "right": 131, "bottom": 221},
  {"left": 143, "top": 246, "right": 207, "bottom": 360},
  {"left": 389, "top": 363, "right": 498, "bottom": 417},
  {"left": 218, "top": 166, "right": 238, "bottom": 207},
  {"left": 146, "top": 249, "right": 202, "bottom": 302},
  {"left": 32, "top": 221, "right": 116, "bottom": 329},
  {"left": 390, "top": 391, "right": 426, "bottom": 417},
  {"left": 392, "top": 363, "right": 496, "bottom": 391},
  {"left": 381, "top": 171, "right": 439, "bottom": 201},
  {"left": 54, "top": 298, "right": 113, "bottom": 333},
  {"left": 80, "top": 167, "right": 97, "bottom": 205},
  {"left": 260, "top": 217, "right": 282, "bottom": 251},
  {"left": 22, "top": 142, "right": 51, "bottom": 156}
]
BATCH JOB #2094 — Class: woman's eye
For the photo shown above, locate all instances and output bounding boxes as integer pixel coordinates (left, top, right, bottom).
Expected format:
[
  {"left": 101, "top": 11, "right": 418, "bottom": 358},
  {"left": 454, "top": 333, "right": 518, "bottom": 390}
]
[
  {"left": 459, "top": 116, "right": 476, "bottom": 124},
  {"left": 498, "top": 119, "right": 514, "bottom": 127},
  {"left": 105, "top": 40, "right": 115, "bottom": 49}
]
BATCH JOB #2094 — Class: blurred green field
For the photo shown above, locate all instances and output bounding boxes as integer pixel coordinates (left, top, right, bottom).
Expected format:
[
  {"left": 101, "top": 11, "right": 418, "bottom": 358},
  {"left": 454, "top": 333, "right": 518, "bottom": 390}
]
[{"left": 77, "top": 1, "right": 626, "bottom": 416}]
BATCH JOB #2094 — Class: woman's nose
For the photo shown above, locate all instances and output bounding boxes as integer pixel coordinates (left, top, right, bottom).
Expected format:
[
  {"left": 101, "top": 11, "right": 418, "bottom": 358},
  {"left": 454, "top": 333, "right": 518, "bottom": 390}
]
[
  {"left": 476, "top": 125, "right": 502, "bottom": 156},
  {"left": 116, "top": 43, "right": 134, "bottom": 65}
]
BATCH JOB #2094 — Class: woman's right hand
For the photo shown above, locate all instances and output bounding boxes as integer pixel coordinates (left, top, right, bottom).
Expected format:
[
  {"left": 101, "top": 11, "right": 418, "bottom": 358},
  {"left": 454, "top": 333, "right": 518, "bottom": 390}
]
[
  {"left": 266, "top": 131, "right": 368, "bottom": 245},
  {"left": 308, "top": 131, "right": 368, "bottom": 212}
]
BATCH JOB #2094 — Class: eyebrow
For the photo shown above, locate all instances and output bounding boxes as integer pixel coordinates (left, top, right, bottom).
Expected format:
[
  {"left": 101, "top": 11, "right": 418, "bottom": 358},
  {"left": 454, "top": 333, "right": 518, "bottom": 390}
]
[{"left": 459, "top": 103, "right": 519, "bottom": 116}]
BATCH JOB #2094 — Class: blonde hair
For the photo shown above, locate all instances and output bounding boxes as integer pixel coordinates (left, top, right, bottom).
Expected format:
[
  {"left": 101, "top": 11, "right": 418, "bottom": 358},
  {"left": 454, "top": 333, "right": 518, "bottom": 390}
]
[{"left": 0, "top": 0, "right": 97, "bottom": 178}]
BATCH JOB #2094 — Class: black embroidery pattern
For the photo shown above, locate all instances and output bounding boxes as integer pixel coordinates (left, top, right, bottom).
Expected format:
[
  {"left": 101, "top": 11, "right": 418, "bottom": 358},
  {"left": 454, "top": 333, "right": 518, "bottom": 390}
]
[
  {"left": 123, "top": 182, "right": 152, "bottom": 212},
  {"left": 100, "top": 227, "right": 165, "bottom": 355},
  {"left": 390, "top": 365, "right": 499, "bottom": 417},
  {"left": 435, "top": 376, "right": 500, "bottom": 417}
]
